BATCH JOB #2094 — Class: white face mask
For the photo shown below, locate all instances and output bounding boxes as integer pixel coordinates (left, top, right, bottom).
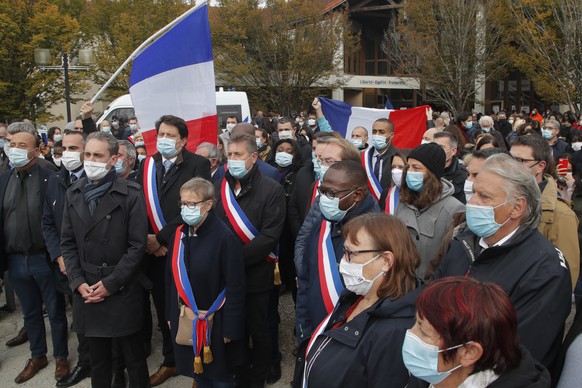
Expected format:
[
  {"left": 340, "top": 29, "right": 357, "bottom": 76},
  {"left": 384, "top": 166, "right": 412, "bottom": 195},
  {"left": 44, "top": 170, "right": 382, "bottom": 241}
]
[
  {"left": 278, "top": 130, "right": 294, "bottom": 140},
  {"left": 308, "top": 119, "right": 316, "bottom": 126},
  {"left": 572, "top": 142, "right": 582, "bottom": 152},
  {"left": 464, "top": 180, "right": 474, "bottom": 202},
  {"left": 225, "top": 123, "right": 236, "bottom": 132},
  {"left": 54, "top": 158, "right": 62, "bottom": 167},
  {"left": 339, "top": 254, "right": 384, "bottom": 296},
  {"left": 84, "top": 159, "right": 111, "bottom": 181},
  {"left": 391, "top": 168, "right": 403, "bottom": 188},
  {"left": 61, "top": 151, "right": 83, "bottom": 171}
]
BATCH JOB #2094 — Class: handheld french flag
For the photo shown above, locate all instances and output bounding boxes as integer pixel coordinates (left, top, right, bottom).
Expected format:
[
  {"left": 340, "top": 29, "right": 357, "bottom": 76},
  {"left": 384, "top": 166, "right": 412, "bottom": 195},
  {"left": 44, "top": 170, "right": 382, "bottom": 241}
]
[
  {"left": 129, "top": 3, "right": 218, "bottom": 155},
  {"left": 319, "top": 97, "right": 428, "bottom": 149}
]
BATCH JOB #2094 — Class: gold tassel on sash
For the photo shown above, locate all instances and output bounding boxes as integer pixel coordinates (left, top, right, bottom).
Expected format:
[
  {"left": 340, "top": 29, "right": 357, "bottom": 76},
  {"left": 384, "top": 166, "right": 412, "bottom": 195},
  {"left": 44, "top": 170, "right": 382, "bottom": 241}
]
[
  {"left": 274, "top": 262, "right": 282, "bottom": 285},
  {"left": 203, "top": 346, "right": 213, "bottom": 364},
  {"left": 194, "top": 356, "right": 203, "bottom": 374}
]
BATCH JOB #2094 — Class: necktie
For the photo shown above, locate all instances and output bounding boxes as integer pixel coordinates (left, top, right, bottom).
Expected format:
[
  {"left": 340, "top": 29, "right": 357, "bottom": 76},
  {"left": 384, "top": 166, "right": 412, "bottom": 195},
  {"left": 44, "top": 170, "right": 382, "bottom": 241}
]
[
  {"left": 373, "top": 154, "right": 382, "bottom": 180},
  {"left": 163, "top": 160, "right": 173, "bottom": 176},
  {"left": 70, "top": 174, "right": 78, "bottom": 184}
]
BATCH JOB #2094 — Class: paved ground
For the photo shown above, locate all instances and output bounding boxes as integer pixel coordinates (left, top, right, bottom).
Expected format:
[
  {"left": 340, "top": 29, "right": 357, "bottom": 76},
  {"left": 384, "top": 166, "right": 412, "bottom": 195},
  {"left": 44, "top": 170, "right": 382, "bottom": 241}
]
[{"left": 0, "top": 292, "right": 296, "bottom": 387}]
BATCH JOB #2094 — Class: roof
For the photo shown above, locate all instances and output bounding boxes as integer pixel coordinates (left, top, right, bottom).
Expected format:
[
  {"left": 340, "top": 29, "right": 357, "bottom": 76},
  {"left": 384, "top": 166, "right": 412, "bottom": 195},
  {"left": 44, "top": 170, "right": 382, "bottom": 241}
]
[{"left": 323, "top": 0, "right": 348, "bottom": 13}]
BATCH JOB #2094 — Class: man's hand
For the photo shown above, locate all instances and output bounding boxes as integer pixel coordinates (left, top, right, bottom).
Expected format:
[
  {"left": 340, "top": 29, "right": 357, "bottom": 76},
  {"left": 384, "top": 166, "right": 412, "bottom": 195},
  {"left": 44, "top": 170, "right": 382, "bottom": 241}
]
[
  {"left": 312, "top": 98, "right": 323, "bottom": 118},
  {"left": 56, "top": 256, "right": 67, "bottom": 275},
  {"left": 80, "top": 101, "right": 94, "bottom": 120},
  {"left": 224, "top": 337, "right": 231, "bottom": 344},
  {"left": 77, "top": 283, "right": 94, "bottom": 300},
  {"left": 86, "top": 280, "right": 110, "bottom": 303},
  {"left": 147, "top": 234, "right": 161, "bottom": 253},
  {"left": 153, "top": 245, "right": 168, "bottom": 257},
  {"left": 426, "top": 107, "right": 433, "bottom": 121}
]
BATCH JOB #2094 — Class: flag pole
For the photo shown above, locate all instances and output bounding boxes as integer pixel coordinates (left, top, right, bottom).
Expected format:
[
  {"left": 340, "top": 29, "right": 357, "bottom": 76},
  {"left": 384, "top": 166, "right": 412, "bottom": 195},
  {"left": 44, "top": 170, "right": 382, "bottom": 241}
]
[{"left": 90, "top": 1, "right": 206, "bottom": 104}]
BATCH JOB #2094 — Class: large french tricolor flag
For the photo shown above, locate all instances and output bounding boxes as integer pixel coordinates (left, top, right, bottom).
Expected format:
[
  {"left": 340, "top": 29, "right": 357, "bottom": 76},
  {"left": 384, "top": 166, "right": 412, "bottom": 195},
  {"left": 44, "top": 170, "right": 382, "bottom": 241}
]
[
  {"left": 319, "top": 97, "right": 428, "bottom": 148},
  {"left": 129, "top": 3, "right": 217, "bottom": 155}
]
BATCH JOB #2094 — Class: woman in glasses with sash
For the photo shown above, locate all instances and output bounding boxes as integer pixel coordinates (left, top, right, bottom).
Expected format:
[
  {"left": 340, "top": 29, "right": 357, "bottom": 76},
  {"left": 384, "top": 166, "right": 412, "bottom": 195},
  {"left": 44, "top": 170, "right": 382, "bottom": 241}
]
[
  {"left": 166, "top": 178, "right": 246, "bottom": 388},
  {"left": 300, "top": 213, "right": 421, "bottom": 388}
]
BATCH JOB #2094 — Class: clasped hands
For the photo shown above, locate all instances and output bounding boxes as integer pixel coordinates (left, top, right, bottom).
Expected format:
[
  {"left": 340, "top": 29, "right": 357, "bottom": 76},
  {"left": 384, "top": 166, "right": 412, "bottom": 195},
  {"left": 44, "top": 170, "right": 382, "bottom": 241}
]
[
  {"left": 77, "top": 281, "right": 110, "bottom": 304},
  {"left": 147, "top": 234, "right": 168, "bottom": 257}
]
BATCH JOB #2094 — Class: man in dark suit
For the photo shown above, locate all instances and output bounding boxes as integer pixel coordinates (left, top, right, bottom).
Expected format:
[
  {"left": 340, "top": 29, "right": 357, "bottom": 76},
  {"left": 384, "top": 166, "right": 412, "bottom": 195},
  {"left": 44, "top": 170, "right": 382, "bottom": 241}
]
[
  {"left": 361, "top": 118, "right": 398, "bottom": 201},
  {"left": 135, "top": 115, "right": 211, "bottom": 386},
  {"left": 60, "top": 132, "right": 149, "bottom": 387},
  {"left": 0, "top": 123, "right": 69, "bottom": 384},
  {"left": 42, "top": 131, "right": 94, "bottom": 387},
  {"left": 195, "top": 142, "right": 225, "bottom": 183}
]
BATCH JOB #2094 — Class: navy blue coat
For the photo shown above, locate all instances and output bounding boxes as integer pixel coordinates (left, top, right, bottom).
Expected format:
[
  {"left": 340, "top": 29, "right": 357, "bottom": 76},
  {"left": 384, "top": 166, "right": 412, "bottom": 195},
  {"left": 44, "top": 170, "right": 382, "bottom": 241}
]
[
  {"left": 432, "top": 226, "right": 571, "bottom": 370},
  {"left": 303, "top": 285, "right": 421, "bottom": 388},
  {"left": 295, "top": 194, "right": 381, "bottom": 343},
  {"left": 165, "top": 211, "right": 246, "bottom": 380}
]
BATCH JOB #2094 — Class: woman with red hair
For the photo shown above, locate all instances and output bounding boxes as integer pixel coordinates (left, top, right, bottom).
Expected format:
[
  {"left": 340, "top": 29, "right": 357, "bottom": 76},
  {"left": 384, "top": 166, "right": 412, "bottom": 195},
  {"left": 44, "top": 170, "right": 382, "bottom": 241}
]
[{"left": 404, "top": 277, "right": 550, "bottom": 387}]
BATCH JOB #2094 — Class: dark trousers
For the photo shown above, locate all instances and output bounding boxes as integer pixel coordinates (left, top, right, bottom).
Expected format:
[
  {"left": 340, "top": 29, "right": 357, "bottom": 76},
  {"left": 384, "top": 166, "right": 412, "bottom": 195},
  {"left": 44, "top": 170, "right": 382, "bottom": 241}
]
[
  {"left": 67, "top": 294, "right": 91, "bottom": 368},
  {"left": 145, "top": 254, "right": 174, "bottom": 366},
  {"left": 237, "top": 291, "right": 271, "bottom": 385},
  {"left": 268, "top": 287, "right": 282, "bottom": 367},
  {"left": 88, "top": 332, "right": 150, "bottom": 388},
  {"left": 8, "top": 253, "right": 68, "bottom": 358}
]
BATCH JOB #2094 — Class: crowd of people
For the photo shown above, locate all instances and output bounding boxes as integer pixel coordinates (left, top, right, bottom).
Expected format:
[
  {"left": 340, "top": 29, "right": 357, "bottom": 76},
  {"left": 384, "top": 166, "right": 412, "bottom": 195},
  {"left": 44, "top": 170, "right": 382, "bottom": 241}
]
[{"left": 0, "top": 98, "right": 581, "bottom": 388}]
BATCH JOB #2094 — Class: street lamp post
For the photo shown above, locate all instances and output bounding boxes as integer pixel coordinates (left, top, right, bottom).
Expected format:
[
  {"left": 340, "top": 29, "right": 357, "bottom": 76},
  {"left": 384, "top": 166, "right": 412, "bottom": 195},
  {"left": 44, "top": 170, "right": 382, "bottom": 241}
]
[{"left": 34, "top": 48, "right": 95, "bottom": 122}]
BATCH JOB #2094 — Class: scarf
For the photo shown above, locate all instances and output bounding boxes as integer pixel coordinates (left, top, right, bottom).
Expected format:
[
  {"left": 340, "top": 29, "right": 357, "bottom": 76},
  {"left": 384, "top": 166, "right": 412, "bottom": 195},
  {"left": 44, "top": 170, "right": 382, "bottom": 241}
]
[{"left": 83, "top": 169, "right": 115, "bottom": 215}]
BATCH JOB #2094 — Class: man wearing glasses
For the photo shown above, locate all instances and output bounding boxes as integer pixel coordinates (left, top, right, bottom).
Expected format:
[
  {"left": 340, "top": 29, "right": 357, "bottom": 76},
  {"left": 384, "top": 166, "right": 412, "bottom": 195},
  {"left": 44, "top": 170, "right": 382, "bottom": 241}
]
[
  {"left": 542, "top": 119, "right": 572, "bottom": 156},
  {"left": 294, "top": 160, "right": 380, "bottom": 359},
  {"left": 510, "top": 134, "right": 579, "bottom": 292}
]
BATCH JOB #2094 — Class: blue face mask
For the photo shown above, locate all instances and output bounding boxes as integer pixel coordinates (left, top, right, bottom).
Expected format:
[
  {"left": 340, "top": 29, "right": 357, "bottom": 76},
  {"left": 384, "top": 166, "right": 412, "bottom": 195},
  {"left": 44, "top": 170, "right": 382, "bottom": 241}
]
[
  {"left": 129, "top": 124, "right": 137, "bottom": 131},
  {"left": 351, "top": 138, "right": 363, "bottom": 149},
  {"left": 371, "top": 134, "right": 388, "bottom": 150},
  {"left": 275, "top": 152, "right": 293, "bottom": 167},
  {"left": 0, "top": 139, "right": 5, "bottom": 149},
  {"left": 466, "top": 202, "right": 509, "bottom": 238},
  {"left": 313, "top": 156, "right": 322, "bottom": 179},
  {"left": 181, "top": 204, "right": 207, "bottom": 226},
  {"left": 465, "top": 121, "right": 474, "bottom": 129},
  {"left": 135, "top": 141, "right": 145, "bottom": 147},
  {"left": 406, "top": 171, "right": 425, "bottom": 192},
  {"left": 114, "top": 158, "right": 125, "bottom": 175},
  {"left": 542, "top": 129, "right": 553, "bottom": 139},
  {"left": 228, "top": 156, "right": 251, "bottom": 179},
  {"left": 402, "top": 330, "right": 465, "bottom": 385},
  {"left": 319, "top": 190, "right": 355, "bottom": 222},
  {"left": 481, "top": 126, "right": 491, "bottom": 133},
  {"left": 318, "top": 164, "right": 329, "bottom": 181},
  {"left": 8, "top": 147, "right": 34, "bottom": 168},
  {"left": 102, "top": 126, "right": 111, "bottom": 133},
  {"left": 157, "top": 137, "right": 178, "bottom": 158},
  {"left": 112, "top": 121, "right": 119, "bottom": 128}
]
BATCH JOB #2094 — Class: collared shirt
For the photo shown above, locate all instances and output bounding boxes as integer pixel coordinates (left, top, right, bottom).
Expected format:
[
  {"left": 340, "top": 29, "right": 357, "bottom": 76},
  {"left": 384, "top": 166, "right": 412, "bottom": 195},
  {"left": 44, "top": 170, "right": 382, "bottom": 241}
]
[
  {"left": 3, "top": 163, "right": 45, "bottom": 254},
  {"left": 70, "top": 168, "right": 84, "bottom": 184},
  {"left": 372, "top": 148, "right": 383, "bottom": 181},
  {"left": 479, "top": 226, "right": 519, "bottom": 250}
]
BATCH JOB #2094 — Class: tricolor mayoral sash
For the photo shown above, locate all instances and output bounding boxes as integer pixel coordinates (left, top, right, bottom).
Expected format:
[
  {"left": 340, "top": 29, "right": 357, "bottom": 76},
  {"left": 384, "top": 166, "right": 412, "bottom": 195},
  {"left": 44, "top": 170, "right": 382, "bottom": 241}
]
[
  {"left": 143, "top": 156, "right": 166, "bottom": 233},
  {"left": 301, "top": 308, "right": 334, "bottom": 388},
  {"left": 360, "top": 148, "right": 383, "bottom": 201},
  {"left": 384, "top": 186, "right": 399, "bottom": 215},
  {"left": 310, "top": 179, "right": 320, "bottom": 206},
  {"left": 317, "top": 220, "right": 344, "bottom": 314},
  {"left": 220, "top": 179, "right": 281, "bottom": 284},
  {"left": 171, "top": 225, "right": 226, "bottom": 373}
]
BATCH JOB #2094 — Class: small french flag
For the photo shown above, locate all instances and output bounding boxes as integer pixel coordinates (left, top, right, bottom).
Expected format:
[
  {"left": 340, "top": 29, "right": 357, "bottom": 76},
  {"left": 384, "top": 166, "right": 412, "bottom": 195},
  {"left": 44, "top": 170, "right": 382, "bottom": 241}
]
[
  {"left": 129, "top": 3, "right": 218, "bottom": 155},
  {"left": 319, "top": 97, "right": 428, "bottom": 149}
]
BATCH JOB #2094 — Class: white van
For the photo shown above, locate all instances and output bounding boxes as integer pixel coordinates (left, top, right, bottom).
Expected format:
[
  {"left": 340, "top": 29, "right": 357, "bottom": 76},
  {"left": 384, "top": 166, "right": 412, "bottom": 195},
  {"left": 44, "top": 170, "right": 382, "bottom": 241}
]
[{"left": 96, "top": 89, "right": 251, "bottom": 129}]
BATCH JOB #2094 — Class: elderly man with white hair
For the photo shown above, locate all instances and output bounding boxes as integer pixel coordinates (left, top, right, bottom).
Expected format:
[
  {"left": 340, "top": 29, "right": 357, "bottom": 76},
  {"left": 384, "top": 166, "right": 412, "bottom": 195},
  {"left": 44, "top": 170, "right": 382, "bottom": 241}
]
[
  {"left": 432, "top": 153, "right": 571, "bottom": 371},
  {"left": 478, "top": 115, "right": 507, "bottom": 150}
]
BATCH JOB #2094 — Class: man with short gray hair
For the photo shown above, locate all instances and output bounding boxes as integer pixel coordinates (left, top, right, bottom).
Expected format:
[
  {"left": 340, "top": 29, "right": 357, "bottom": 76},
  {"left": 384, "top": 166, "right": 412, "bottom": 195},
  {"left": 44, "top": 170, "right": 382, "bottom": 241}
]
[
  {"left": 6, "top": 122, "right": 58, "bottom": 172},
  {"left": 433, "top": 131, "right": 467, "bottom": 203},
  {"left": 195, "top": 142, "right": 224, "bottom": 183},
  {"left": 116, "top": 140, "right": 137, "bottom": 180},
  {"left": 542, "top": 119, "right": 571, "bottom": 156},
  {"left": 432, "top": 153, "right": 571, "bottom": 370}
]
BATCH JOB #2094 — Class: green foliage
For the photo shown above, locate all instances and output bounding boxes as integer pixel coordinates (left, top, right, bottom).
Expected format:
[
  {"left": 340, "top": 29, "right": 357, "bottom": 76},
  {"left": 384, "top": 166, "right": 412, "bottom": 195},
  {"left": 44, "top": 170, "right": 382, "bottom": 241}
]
[{"left": 0, "top": 0, "right": 81, "bottom": 123}]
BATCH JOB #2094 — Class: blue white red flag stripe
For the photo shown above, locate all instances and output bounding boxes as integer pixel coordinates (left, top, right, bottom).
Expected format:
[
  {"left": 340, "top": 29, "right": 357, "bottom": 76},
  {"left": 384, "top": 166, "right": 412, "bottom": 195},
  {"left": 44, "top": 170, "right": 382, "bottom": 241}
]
[
  {"left": 220, "top": 180, "right": 259, "bottom": 244},
  {"left": 360, "top": 149, "right": 383, "bottom": 201},
  {"left": 317, "top": 220, "right": 344, "bottom": 314},
  {"left": 143, "top": 156, "right": 166, "bottom": 233},
  {"left": 302, "top": 310, "right": 334, "bottom": 388},
  {"left": 385, "top": 186, "right": 399, "bottom": 214},
  {"left": 129, "top": 3, "right": 218, "bottom": 155},
  {"left": 318, "top": 97, "right": 428, "bottom": 149}
]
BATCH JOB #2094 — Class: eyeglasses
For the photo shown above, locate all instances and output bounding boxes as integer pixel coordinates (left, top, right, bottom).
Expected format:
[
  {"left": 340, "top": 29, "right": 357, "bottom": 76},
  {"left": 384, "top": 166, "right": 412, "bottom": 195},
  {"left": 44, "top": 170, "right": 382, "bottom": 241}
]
[
  {"left": 317, "top": 187, "right": 355, "bottom": 200},
  {"left": 343, "top": 248, "right": 383, "bottom": 263},
  {"left": 178, "top": 200, "right": 206, "bottom": 209},
  {"left": 512, "top": 156, "right": 540, "bottom": 166}
]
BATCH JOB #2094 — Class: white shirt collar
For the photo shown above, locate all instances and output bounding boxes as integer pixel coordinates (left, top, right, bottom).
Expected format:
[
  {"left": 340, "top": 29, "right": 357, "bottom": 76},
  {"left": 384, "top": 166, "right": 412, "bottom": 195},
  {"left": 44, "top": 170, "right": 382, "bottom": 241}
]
[
  {"left": 162, "top": 156, "right": 178, "bottom": 164},
  {"left": 479, "top": 226, "right": 519, "bottom": 250}
]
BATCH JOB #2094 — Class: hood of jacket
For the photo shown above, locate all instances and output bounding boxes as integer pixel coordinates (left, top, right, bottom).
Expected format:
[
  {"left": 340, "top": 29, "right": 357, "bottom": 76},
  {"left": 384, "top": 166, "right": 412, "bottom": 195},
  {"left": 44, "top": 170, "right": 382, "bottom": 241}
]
[
  {"left": 369, "top": 278, "right": 423, "bottom": 319},
  {"left": 490, "top": 346, "right": 550, "bottom": 387}
]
